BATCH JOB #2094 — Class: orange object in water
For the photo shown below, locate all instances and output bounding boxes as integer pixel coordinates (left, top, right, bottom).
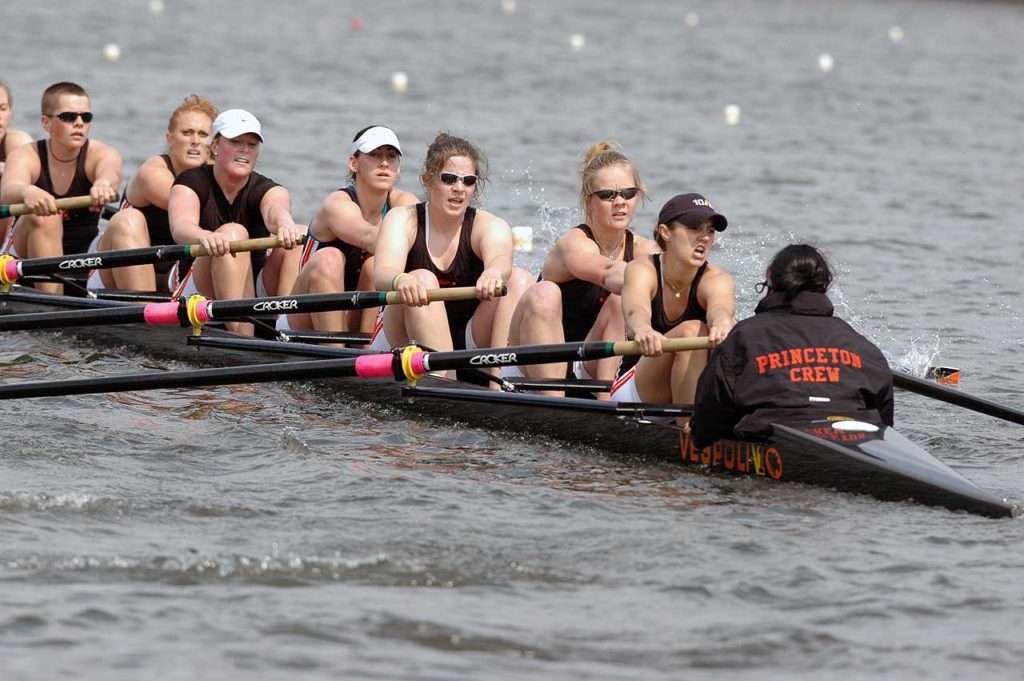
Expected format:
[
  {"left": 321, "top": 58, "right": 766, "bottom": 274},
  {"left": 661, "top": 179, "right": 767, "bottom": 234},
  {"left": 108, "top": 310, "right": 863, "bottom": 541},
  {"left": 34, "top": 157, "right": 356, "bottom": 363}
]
[{"left": 925, "top": 366, "right": 961, "bottom": 385}]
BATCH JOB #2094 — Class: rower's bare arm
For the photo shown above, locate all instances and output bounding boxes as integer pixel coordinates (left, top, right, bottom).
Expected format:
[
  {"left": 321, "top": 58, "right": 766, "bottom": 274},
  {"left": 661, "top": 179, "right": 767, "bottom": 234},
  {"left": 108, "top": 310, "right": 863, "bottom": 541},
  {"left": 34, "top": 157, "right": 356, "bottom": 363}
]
[
  {"left": 168, "top": 184, "right": 206, "bottom": 244},
  {"left": 260, "top": 186, "right": 302, "bottom": 249},
  {"left": 372, "top": 206, "right": 415, "bottom": 291},
  {"left": 87, "top": 141, "right": 123, "bottom": 206},
  {"left": 133, "top": 155, "right": 177, "bottom": 210},
  {"left": 701, "top": 270, "right": 737, "bottom": 345},
  {"left": 0, "top": 143, "right": 44, "bottom": 207},
  {"left": 622, "top": 259, "right": 662, "bottom": 355},
  {"left": 474, "top": 211, "right": 514, "bottom": 283},
  {"left": 557, "top": 231, "right": 628, "bottom": 293}
]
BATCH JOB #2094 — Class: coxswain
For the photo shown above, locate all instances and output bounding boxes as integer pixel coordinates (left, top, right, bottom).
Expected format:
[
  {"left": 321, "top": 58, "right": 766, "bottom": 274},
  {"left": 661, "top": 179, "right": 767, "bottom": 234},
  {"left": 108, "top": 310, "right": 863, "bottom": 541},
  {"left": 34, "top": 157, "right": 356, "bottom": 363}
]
[{"left": 689, "top": 244, "right": 894, "bottom": 449}]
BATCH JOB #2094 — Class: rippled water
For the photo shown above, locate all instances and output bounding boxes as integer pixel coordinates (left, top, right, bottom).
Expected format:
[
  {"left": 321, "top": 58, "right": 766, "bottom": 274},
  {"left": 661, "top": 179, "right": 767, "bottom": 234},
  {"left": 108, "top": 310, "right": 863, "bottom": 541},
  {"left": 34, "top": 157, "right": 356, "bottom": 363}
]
[{"left": 3, "top": 1, "right": 1024, "bottom": 679}]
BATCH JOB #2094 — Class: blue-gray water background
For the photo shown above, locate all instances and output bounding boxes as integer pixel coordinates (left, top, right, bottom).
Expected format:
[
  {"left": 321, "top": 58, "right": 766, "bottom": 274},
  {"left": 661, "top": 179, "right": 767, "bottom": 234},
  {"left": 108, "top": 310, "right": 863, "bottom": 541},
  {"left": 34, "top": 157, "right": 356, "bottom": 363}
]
[{"left": 2, "top": 1, "right": 1024, "bottom": 678}]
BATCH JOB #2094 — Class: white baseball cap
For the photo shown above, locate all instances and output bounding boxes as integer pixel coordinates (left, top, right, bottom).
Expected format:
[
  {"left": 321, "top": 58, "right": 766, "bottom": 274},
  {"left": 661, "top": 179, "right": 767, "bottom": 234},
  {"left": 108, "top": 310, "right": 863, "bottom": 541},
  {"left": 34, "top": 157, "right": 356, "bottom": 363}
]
[
  {"left": 350, "top": 126, "right": 401, "bottom": 156},
  {"left": 212, "top": 109, "right": 264, "bottom": 142}
]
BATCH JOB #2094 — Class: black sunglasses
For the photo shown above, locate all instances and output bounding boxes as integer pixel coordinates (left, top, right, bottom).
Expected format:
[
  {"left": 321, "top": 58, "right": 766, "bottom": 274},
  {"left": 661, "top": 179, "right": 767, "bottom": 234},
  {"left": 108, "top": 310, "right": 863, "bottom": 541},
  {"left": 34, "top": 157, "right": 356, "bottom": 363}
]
[
  {"left": 439, "top": 172, "right": 478, "bottom": 187},
  {"left": 591, "top": 187, "right": 639, "bottom": 201},
  {"left": 52, "top": 111, "right": 94, "bottom": 124}
]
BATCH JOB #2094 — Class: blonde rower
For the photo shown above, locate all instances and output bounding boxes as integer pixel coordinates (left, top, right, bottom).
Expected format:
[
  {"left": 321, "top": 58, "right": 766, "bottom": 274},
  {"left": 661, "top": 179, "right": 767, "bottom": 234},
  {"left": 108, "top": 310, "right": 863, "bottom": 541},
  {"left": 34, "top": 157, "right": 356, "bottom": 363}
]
[
  {"left": 503, "top": 141, "right": 657, "bottom": 394},
  {"left": 90, "top": 95, "right": 217, "bottom": 292}
]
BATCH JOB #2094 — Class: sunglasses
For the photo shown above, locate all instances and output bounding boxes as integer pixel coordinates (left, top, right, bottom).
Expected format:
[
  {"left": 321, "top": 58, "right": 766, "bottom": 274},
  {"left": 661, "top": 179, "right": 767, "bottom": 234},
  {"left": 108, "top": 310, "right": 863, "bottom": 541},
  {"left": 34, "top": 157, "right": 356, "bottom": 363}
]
[
  {"left": 51, "top": 111, "right": 94, "bottom": 124},
  {"left": 591, "top": 187, "right": 639, "bottom": 201},
  {"left": 439, "top": 172, "right": 478, "bottom": 187}
]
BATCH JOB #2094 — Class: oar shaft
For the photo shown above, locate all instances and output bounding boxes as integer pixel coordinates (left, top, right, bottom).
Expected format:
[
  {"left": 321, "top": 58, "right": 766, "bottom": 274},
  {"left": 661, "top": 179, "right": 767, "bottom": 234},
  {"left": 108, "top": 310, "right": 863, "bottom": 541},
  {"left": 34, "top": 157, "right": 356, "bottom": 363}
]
[
  {"left": 893, "top": 370, "right": 1024, "bottom": 426},
  {"left": 2, "top": 195, "right": 96, "bottom": 218},
  {"left": 4, "top": 234, "right": 303, "bottom": 282}
]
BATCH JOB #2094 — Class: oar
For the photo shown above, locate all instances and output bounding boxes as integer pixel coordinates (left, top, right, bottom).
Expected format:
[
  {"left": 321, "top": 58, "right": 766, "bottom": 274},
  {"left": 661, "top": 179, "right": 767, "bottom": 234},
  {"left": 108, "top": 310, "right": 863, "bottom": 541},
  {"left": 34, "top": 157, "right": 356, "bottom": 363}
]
[
  {"left": 0, "top": 234, "right": 302, "bottom": 285},
  {"left": 893, "top": 370, "right": 1024, "bottom": 426},
  {"left": 0, "top": 195, "right": 96, "bottom": 219},
  {"left": 0, "top": 337, "right": 712, "bottom": 400},
  {"left": 0, "top": 286, "right": 490, "bottom": 332}
]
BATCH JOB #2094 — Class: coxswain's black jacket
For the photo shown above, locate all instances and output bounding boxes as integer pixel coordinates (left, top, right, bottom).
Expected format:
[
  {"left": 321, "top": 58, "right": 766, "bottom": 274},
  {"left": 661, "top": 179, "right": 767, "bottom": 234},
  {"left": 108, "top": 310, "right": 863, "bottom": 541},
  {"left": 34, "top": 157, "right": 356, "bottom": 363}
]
[{"left": 690, "top": 291, "right": 894, "bottom": 449}]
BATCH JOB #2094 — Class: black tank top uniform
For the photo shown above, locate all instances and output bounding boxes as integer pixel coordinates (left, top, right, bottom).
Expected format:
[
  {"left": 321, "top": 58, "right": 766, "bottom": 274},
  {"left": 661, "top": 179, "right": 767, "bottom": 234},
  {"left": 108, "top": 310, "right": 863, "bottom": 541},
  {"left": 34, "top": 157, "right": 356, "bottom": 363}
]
[
  {"left": 172, "top": 164, "right": 280, "bottom": 280},
  {"left": 617, "top": 255, "right": 709, "bottom": 376},
  {"left": 35, "top": 139, "right": 101, "bottom": 255},
  {"left": 405, "top": 202, "right": 483, "bottom": 350},
  {"left": 555, "top": 223, "right": 635, "bottom": 343},
  {"left": 121, "top": 154, "right": 176, "bottom": 275},
  {"left": 315, "top": 185, "right": 390, "bottom": 292}
]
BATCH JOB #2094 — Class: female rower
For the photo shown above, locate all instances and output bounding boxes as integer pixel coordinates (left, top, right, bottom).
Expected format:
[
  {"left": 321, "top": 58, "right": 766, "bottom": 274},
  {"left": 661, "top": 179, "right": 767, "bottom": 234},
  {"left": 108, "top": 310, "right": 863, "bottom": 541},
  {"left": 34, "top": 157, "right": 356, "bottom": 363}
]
[
  {"left": 285, "top": 125, "right": 417, "bottom": 334},
  {"left": 610, "top": 193, "right": 736, "bottom": 410},
  {"left": 689, "top": 244, "right": 894, "bottom": 449},
  {"left": 168, "top": 108, "right": 304, "bottom": 335},
  {"left": 0, "top": 80, "right": 34, "bottom": 244},
  {"left": 89, "top": 95, "right": 217, "bottom": 292},
  {"left": 503, "top": 141, "right": 657, "bottom": 393},
  {"left": 371, "top": 132, "right": 532, "bottom": 375}
]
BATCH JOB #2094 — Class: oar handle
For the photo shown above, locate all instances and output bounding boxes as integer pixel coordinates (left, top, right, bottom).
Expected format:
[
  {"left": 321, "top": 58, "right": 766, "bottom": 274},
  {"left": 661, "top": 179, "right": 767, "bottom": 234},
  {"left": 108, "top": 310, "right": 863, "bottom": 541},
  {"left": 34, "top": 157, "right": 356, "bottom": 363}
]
[
  {"left": 611, "top": 336, "right": 712, "bottom": 355},
  {"left": 381, "top": 285, "right": 505, "bottom": 305},
  {"left": 187, "top": 233, "right": 307, "bottom": 258},
  {"left": 6, "top": 195, "right": 98, "bottom": 217}
]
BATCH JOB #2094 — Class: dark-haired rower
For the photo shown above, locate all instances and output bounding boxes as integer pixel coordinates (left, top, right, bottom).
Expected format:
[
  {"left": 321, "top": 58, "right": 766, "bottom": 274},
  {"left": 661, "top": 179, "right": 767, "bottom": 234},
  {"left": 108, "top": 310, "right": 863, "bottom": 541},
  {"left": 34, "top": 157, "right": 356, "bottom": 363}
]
[{"left": 689, "top": 244, "right": 894, "bottom": 449}]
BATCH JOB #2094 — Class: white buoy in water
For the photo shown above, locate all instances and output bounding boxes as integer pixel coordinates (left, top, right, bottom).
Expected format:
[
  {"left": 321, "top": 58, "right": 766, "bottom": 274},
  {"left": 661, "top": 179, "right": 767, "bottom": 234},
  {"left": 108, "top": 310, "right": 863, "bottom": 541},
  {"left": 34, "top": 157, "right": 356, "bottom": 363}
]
[
  {"left": 501, "top": 0, "right": 516, "bottom": 13},
  {"left": 723, "top": 104, "right": 741, "bottom": 126},
  {"left": 103, "top": 43, "right": 121, "bottom": 62},
  {"left": 512, "top": 226, "right": 533, "bottom": 253},
  {"left": 889, "top": 25, "right": 905, "bottom": 43},
  {"left": 818, "top": 53, "right": 834, "bottom": 73},
  {"left": 391, "top": 71, "right": 409, "bottom": 92},
  {"left": 569, "top": 33, "right": 586, "bottom": 51},
  {"left": 685, "top": 11, "right": 700, "bottom": 27},
  {"left": 149, "top": 0, "right": 165, "bottom": 13}
]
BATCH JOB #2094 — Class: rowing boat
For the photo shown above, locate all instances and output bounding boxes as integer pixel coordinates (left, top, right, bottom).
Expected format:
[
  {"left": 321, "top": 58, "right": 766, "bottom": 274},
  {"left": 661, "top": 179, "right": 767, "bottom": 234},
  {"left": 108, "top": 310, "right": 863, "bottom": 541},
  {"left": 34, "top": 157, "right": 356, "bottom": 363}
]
[{"left": 0, "top": 284, "right": 1015, "bottom": 518}]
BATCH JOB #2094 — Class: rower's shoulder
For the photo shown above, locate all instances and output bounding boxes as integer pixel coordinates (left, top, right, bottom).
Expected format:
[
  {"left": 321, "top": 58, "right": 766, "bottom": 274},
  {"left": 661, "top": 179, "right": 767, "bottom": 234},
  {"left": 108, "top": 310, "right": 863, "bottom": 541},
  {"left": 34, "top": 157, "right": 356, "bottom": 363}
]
[
  {"left": 85, "top": 138, "right": 122, "bottom": 159},
  {"left": 390, "top": 187, "right": 418, "bottom": 206},
  {"left": 4, "top": 129, "right": 33, "bottom": 150},
  {"left": 472, "top": 207, "right": 511, "bottom": 232},
  {"left": 5, "top": 137, "right": 40, "bottom": 164}
]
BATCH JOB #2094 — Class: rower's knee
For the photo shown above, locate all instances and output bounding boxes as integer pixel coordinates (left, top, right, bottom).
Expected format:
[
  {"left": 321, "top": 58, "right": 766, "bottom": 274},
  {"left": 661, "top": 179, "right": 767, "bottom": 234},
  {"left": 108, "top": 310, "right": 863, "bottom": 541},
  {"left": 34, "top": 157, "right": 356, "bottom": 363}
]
[
  {"left": 307, "top": 248, "right": 346, "bottom": 287},
  {"left": 667, "top": 319, "right": 705, "bottom": 339},
  {"left": 408, "top": 269, "right": 440, "bottom": 288},
  {"left": 103, "top": 208, "right": 148, "bottom": 247},
  {"left": 505, "top": 267, "right": 534, "bottom": 299},
  {"left": 519, "top": 280, "right": 562, "bottom": 322},
  {"left": 216, "top": 222, "right": 249, "bottom": 240}
]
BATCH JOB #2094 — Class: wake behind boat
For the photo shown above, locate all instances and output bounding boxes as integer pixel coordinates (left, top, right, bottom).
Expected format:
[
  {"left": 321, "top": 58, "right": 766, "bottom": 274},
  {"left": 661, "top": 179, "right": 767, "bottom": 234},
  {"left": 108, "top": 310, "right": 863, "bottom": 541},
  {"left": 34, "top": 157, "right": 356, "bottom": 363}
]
[{"left": 0, "top": 285, "right": 1015, "bottom": 518}]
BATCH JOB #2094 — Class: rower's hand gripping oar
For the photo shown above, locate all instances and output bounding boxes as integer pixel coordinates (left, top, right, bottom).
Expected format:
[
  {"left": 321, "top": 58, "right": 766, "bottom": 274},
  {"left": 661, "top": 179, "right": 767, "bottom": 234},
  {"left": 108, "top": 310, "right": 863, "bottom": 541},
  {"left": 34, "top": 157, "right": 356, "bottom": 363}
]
[
  {"left": 0, "top": 286, "right": 490, "bottom": 333},
  {"left": 0, "top": 234, "right": 304, "bottom": 289},
  {"left": 0, "top": 194, "right": 97, "bottom": 219},
  {"left": 0, "top": 336, "right": 711, "bottom": 400}
]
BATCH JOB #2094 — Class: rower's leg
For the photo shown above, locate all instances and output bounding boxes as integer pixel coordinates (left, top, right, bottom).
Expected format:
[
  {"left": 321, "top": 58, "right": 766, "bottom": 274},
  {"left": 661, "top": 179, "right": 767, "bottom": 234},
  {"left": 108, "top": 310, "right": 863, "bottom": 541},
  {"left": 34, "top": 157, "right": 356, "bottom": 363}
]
[
  {"left": 468, "top": 267, "right": 534, "bottom": 388},
  {"left": 389, "top": 269, "right": 455, "bottom": 375},
  {"left": 261, "top": 244, "right": 302, "bottom": 297},
  {"left": 582, "top": 293, "right": 626, "bottom": 399},
  {"left": 285, "top": 248, "right": 347, "bottom": 332},
  {"left": 505, "top": 280, "right": 567, "bottom": 388},
  {"left": 15, "top": 214, "right": 65, "bottom": 294},
  {"left": 99, "top": 208, "right": 156, "bottom": 291},
  {"left": 669, "top": 320, "right": 710, "bottom": 423},
  {"left": 0, "top": 217, "right": 13, "bottom": 246},
  {"left": 352, "top": 256, "right": 377, "bottom": 335},
  {"left": 192, "top": 223, "right": 255, "bottom": 335}
]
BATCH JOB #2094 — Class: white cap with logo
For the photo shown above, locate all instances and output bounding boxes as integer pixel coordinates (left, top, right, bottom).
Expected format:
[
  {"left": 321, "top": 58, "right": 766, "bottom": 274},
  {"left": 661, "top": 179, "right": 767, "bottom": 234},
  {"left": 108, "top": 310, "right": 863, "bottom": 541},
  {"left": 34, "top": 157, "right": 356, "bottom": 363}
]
[
  {"left": 212, "top": 109, "right": 264, "bottom": 142},
  {"left": 350, "top": 126, "right": 401, "bottom": 156}
]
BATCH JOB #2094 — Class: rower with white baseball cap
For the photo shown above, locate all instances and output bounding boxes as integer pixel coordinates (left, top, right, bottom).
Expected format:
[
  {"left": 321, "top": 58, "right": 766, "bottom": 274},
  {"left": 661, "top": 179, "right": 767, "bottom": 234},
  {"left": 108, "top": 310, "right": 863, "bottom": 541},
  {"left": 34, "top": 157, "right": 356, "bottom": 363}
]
[
  {"left": 167, "top": 108, "right": 305, "bottom": 335},
  {"left": 284, "top": 124, "right": 418, "bottom": 335}
]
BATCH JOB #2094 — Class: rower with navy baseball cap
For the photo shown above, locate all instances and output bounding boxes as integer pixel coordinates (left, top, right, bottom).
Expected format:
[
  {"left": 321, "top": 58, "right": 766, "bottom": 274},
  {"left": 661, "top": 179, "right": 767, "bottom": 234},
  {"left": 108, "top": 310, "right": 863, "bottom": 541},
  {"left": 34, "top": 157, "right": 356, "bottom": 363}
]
[
  {"left": 168, "top": 107, "right": 305, "bottom": 335},
  {"left": 657, "top": 192, "right": 727, "bottom": 232}
]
